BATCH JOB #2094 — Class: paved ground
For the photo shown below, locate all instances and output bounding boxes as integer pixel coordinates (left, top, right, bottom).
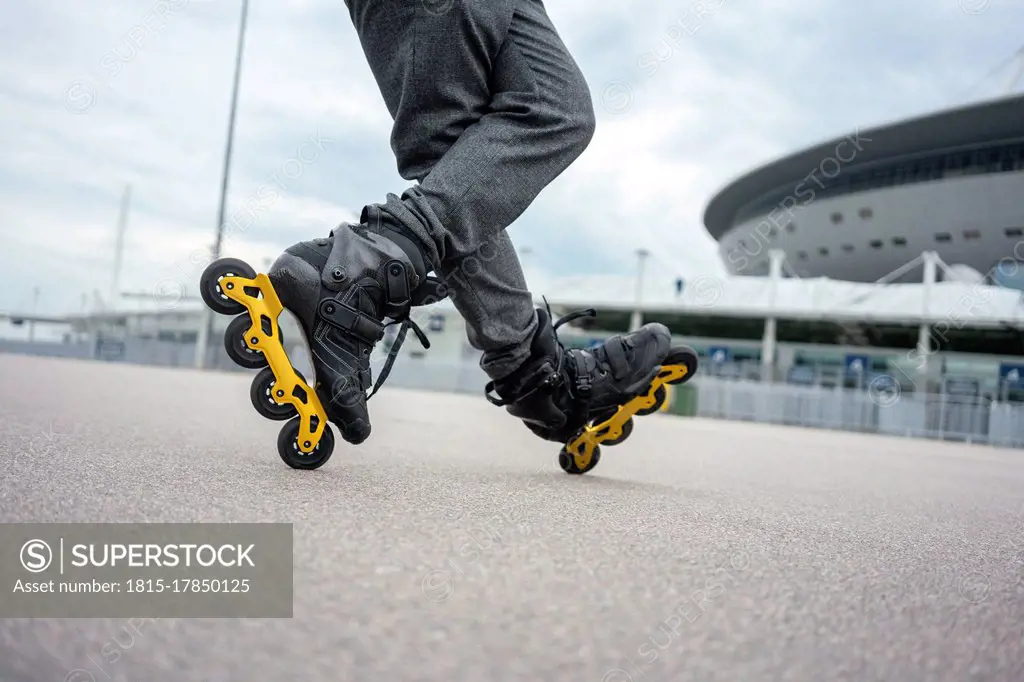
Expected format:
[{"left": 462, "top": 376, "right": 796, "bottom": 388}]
[{"left": 0, "top": 353, "right": 1022, "bottom": 681}]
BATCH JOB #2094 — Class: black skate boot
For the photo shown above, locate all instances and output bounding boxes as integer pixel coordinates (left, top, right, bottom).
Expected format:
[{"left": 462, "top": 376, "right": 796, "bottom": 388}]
[
  {"left": 485, "top": 306, "right": 698, "bottom": 475},
  {"left": 200, "top": 209, "right": 447, "bottom": 469},
  {"left": 265, "top": 215, "right": 444, "bottom": 446}
]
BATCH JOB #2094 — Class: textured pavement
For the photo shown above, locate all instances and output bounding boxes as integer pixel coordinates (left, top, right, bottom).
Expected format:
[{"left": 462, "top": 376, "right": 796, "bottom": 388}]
[{"left": 0, "top": 353, "right": 1022, "bottom": 681}]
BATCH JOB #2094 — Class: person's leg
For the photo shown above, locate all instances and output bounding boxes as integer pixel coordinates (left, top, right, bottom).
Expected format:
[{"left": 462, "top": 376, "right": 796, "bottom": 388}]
[
  {"left": 345, "top": 0, "right": 596, "bottom": 379},
  {"left": 264, "top": 0, "right": 611, "bottom": 446}
]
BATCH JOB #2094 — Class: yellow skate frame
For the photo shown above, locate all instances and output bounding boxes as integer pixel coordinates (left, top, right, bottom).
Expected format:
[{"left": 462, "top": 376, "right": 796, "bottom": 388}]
[
  {"left": 564, "top": 361, "right": 691, "bottom": 471},
  {"left": 219, "top": 273, "right": 328, "bottom": 454}
]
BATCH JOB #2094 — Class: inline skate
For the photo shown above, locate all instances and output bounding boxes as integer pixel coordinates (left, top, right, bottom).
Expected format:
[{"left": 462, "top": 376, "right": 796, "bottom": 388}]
[
  {"left": 199, "top": 216, "right": 444, "bottom": 470},
  {"left": 485, "top": 305, "right": 698, "bottom": 475}
]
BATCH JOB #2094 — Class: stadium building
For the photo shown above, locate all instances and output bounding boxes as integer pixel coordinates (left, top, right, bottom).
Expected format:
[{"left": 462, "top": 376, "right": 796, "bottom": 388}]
[{"left": 703, "top": 94, "right": 1024, "bottom": 287}]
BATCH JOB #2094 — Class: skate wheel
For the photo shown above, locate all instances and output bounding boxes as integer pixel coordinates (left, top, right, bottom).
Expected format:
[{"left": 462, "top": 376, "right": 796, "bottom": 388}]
[
  {"left": 250, "top": 367, "right": 298, "bottom": 421},
  {"left": 602, "top": 417, "right": 634, "bottom": 446},
  {"left": 200, "top": 258, "right": 256, "bottom": 316},
  {"left": 559, "top": 445, "right": 601, "bottom": 475},
  {"left": 636, "top": 386, "right": 666, "bottom": 416},
  {"left": 663, "top": 346, "right": 699, "bottom": 385},
  {"left": 224, "top": 314, "right": 269, "bottom": 369},
  {"left": 277, "top": 417, "right": 334, "bottom": 470}
]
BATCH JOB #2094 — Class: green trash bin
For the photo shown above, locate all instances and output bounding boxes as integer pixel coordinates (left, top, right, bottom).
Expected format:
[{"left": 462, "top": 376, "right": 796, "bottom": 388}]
[{"left": 668, "top": 383, "right": 698, "bottom": 417}]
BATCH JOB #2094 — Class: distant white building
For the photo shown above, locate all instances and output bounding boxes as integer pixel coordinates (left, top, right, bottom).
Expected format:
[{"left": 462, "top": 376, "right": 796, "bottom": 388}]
[{"left": 703, "top": 94, "right": 1024, "bottom": 286}]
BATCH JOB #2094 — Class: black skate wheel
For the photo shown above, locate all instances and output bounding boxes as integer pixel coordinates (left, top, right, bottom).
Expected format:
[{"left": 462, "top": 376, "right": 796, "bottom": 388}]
[
  {"left": 250, "top": 367, "right": 298, "bottom": 421},
  {"left": 602, "top": 417, "right": 634, "bottom": 446},
  {"left": 663, "top": 346, "right": 699, "bottom": 385},
  {"left": 200, "top": 258, "right": 256, "bottom": 316},
  {"left": 559, "top": 445, "right": 601, "bottom": 475},
  {"left": 224, "top": 314, "right": 268, "bottom": 369},
  {"left": 277, "top": 417, "right": 334, "bottom": 470},
  {"left": 636, "top": 386, "right": 666, "bottom": 416}
]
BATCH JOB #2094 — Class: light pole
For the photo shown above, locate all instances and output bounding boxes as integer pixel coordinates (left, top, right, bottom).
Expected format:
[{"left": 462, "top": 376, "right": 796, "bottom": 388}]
[
  {"left": 29, "top": 286, "right": 40, "bottom": 342},
  {"left": 630, "top": 248, "right": 649, "bottom": 331},
  {"left": 196, "top": 0, "right": 250, "bottom": 369},
  {"left": 111, "top": 184, "right": 132, "bottom": 306}
]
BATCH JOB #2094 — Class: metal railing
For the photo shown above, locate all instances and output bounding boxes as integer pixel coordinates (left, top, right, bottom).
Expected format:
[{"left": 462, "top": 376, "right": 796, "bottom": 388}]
[
  {"left": 5, "top": 338, "right": 1024, "bottom": 447},
  {"left": 692, "top": 375, "right": 1024, "bottom": 447}
]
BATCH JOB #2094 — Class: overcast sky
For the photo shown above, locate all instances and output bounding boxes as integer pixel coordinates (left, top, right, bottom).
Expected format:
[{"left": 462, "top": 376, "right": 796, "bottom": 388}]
[{"left": 1, "top": 0, "right": 1021, "bottom": 316}]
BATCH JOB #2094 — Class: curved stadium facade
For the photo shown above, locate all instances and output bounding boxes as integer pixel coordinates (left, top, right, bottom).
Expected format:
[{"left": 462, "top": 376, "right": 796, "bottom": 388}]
[{"left": 703, "top": 94, "right": 1024, "bottom": 287}]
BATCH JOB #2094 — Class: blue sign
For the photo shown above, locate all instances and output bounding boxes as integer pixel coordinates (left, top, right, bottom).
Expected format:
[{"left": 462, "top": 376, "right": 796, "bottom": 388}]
[
  {"left": 707, "top": 346, "right": 731, "bottom": 364},
  {"left": 844, "top": 354, "right": 870, "bottom": 375},
  {"left": 999, "top": 363, "right": 1024, "bottom": 386}
]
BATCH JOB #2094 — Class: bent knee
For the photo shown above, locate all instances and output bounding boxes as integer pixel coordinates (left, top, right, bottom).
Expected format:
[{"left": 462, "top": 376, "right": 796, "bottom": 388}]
[
  {"left": 569, "top": 87, "right": 597, "bottom": 151},
  {"left": 552, "top": 76, "right": 596, "bottom": 158}
]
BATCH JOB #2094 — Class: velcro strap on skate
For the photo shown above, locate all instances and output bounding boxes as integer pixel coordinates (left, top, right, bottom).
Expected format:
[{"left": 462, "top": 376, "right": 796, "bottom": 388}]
[
  {"left": 318, "top": 300, "right": 385, "bottom": 344},
  {"left": 603, "top": 338, "right": 630, "bottom": 381}
]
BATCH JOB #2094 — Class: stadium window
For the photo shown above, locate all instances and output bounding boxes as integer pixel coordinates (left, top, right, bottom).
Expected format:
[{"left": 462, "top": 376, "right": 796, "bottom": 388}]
[
  {"left": 858, "top": 207, "right": 873, "bottom": 220},
  {"left": 869, "top": 239, "right": 883, "bottom": 249},
  {"left": 963, "top": 229, "right": 981, "bottom": 240},
  {"left": 841, "top": 244, "right": 855, "bottom": 253},
  {"left": 986, "top": 149, "right": 1001, "bottom": 172},
  {"left": 1005, "top": 227, "right": 1024, "bottom": 238},
  {"left": 892, "top": 237, "right": 907, "bottom": 247},
  {"left": 943, "top": 153, "right": 963, "bottom": 177},
  {"left": 818, "top": 247, "right": 829, "bottom": 256},
  {"left": 935, "top": 233, "right": 952, "bottom": 242},
  {"left": 969, "top": 151, "right": 988, "bottom": 174},
  {"left": 1016, "top": 146, "right": 1024, "bottom": 171},
  {"left": 830, "top": 212, "right": 843, "bottom": 225},
  {"left": 1000, "top": 147, "right": 1016, "bottom": 172},
  {"left": 872, "top": 169, "right": 893, "bottom": 187}
]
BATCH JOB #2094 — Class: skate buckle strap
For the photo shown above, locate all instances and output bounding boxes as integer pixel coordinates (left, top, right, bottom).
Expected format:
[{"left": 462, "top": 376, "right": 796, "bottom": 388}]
[
  {"left": 383, "top": 259, "right": 412, "bottom": 319},
  {"left": 569, "top": 352, "right": 594, "bottom": 400},
  {"left": 318, "top": 300, "right": 385, "bottom": 344}
]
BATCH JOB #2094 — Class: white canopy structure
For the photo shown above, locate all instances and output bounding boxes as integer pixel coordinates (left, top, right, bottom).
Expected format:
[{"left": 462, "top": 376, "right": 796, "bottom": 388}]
[{"left": 538, "top": 250, "right": 1024, "bottom": 330}]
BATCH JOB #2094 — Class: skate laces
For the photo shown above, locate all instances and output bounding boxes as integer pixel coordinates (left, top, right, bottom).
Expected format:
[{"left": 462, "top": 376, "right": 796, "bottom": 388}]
[
  {"left": 546, "top": 297, "right": 596, "bottom": 349},
  {"left": 551, "top": 306, "right": 597, "bottom": 332},
  {"left": 366, "top": 315, "right": 429, "bottom": 400}
]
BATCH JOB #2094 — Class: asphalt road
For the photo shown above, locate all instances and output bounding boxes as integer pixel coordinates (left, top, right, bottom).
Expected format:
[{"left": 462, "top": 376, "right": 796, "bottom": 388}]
[{"left": 0, "top": 353, "right": 1022, "bottom": 681}]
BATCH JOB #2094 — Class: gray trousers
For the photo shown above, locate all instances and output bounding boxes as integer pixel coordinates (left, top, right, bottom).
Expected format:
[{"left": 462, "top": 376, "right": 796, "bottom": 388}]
[{"left": 344, "top": 0, "right": 596, "bottom": 380}]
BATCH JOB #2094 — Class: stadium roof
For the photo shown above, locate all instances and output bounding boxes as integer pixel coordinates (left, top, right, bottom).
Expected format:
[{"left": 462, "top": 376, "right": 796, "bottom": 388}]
[{"left": 703, "top": 93, "right": 1024, "bottom": 240}]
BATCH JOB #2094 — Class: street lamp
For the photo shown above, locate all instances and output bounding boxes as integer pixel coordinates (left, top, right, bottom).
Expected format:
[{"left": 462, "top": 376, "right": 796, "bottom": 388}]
[
  {"left": 629, "top": 248, "right": 650, "bottom": 331},
  {"left": 196, "top": 0, "right": 250, "bottom": 369}
]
